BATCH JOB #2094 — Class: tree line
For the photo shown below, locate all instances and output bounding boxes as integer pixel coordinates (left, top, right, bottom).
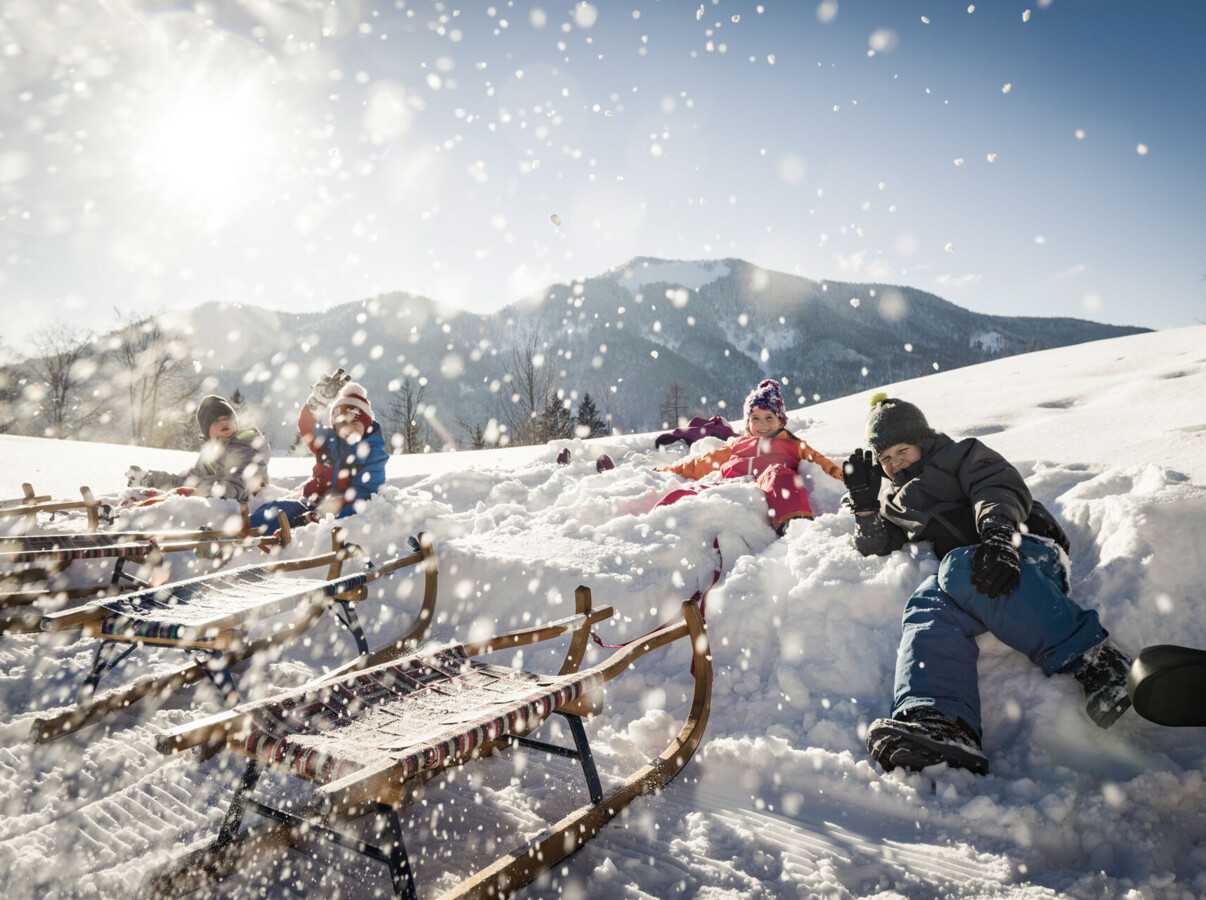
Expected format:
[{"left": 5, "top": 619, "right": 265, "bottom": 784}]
[{"left": 0, "top": 322, "right": 663, "bottom": 454}]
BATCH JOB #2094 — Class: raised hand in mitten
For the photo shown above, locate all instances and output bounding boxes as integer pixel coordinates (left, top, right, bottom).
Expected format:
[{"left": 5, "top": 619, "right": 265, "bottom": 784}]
[
  {"left": 125, "top": 466, "right": 147, "bottom": 487},
  {"left": 971, "top": 516, "right": 1021, "bottom": 598},
  {"left": 842, "top": 449, "right": 883, "bottom": 513},
  {"left": 306, "top": 367, "right": 351, "bottom": 412}
]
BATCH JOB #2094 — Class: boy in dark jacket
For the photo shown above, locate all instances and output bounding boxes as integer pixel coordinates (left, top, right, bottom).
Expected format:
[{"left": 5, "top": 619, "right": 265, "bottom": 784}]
[
  {"left": 843, "top": 393, "right": 1131, "bottom": 776},
  {"left": 126, "top": 395, "right": 270, "bottom": 502}
]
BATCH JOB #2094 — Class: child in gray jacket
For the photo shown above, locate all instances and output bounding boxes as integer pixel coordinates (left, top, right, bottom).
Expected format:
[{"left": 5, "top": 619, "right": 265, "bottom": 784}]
[{"left": 126, "top": 395, "right": 270, "bottom": 503}]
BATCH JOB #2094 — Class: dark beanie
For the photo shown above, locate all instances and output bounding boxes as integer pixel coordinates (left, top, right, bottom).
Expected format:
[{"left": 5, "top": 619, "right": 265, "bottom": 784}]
[
  {"left": 196, "top": 395, "right": 236, "bottom": 438},
  {"left": 865, "top": 392, "right": 934, "bottom": 455}
]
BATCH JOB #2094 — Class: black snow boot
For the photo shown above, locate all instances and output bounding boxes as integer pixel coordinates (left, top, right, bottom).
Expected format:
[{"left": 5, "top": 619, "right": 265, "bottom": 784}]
[
  {"left": 1071, "top": 640, "right": 1133, "bottom": 729},
  {"left": 866, "top": 708, "right": 989, "bottom": 776}
]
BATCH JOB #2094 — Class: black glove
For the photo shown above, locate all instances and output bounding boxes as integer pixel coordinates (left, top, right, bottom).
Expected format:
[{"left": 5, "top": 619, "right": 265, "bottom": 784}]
[
  {"left": 842, "top": 449, "right": 883, "bottom": 513},
  {"left": 971, "top": 516, "right": 1021, "bottom": 598}
]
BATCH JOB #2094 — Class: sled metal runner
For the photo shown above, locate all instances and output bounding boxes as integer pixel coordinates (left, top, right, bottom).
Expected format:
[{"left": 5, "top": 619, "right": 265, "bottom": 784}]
[
  {"left": 140, "top": 588, "right": 712, "bottom": 900},
  {"left": 0, "top": 512, "right": 293, "bottom": 636},
  {"left": 30, "top": 532, "right": 438, "bottom": 743}
]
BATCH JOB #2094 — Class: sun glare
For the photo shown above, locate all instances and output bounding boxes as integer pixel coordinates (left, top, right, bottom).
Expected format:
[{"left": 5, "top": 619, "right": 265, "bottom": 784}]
[{"left": 138, "top": 89, "right": 267, "bottom": 220}]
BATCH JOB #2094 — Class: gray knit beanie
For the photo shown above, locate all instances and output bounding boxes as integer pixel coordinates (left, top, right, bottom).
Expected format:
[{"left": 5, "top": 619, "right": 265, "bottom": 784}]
[
  {"left": 865, "top": 392, "right": 935, "bottom": 455},
  {"left": 196, "top": 395, "right": 236, "bottom": 438}
]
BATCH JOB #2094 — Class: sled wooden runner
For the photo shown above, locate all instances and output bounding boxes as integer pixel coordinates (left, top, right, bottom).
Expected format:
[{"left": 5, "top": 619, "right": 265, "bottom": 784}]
[
  {"left": 140, "top": 589, "right": 712, "bottom": 900},
  {"left": 0, "top": 513, "right": 293, "bottom": 636},
  {"left": 30, "top": 532, "right": 438, "bottom": 743},
  {"left": 0, "top": 484, "right": 109, "bottom": 530}
]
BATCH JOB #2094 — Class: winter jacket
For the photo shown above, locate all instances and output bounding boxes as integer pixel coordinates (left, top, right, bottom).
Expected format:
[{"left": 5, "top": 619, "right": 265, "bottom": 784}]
[
  {"left": 853, "top": 433, "right": 1069, "bottom": 559},
  {"left": 660, "top": 432, "right": 843, "bottom": 483},
  {"left": 143, "top": 429, "right": 270, "bottom": 502},
  {"left": 298, "top": 405, "right": 388, "bottom": 514}
]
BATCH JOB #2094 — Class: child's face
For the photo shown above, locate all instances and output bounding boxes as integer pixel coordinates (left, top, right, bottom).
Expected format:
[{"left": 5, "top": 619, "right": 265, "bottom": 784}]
[
  {"left": 877, "top": 442, "right": 922, "bottom": 479},
  {"left": 334, "top": 413, "right": 366, "bottom": 442},
  {"left": 747, "top": 408, "right": 783, "bottom": 436},
  {"left": 208, "top": 416, "right": 237, "bottom": 440}
]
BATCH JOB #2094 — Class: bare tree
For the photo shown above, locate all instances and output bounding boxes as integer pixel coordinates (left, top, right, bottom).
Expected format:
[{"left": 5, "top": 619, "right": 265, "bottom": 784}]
[
  {"left": 111, "top": 311, "right": 200, "bottom": 448},
  {"left": 658, "top": 380, "right": 690, "bottom": 429},
  {"left": 27, "top": 324, "right": 97, "bottom": 438},
  {"left": 499, "top": 329, "right": 558, "bottom": 445},
  {"left": 385, "top": 378, "right": 426, "bottom": 454}
]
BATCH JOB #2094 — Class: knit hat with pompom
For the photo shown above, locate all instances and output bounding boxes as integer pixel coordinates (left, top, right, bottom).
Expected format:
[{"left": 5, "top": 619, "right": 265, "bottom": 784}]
[
  {"left": 864, "top": 392, "right": 934, "bottom": 455},
  {"left": 743, "top": 379, "right": 787, "bottom": 423},
  {"left": 330, "top": 382, "right": 374, "bottom": 430}
]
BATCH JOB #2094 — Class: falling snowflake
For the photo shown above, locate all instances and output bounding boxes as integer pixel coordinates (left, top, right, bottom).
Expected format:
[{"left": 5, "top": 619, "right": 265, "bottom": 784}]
[
  {"left": 1023, "top": 10, "right": 1032, "bottom": 22},
  {"left": 1002, "top": 83, "right": 1012, "bottom": 94},
  {"left": 944, "top": 242, "right": 955, "bottom": 252},
  {"left": 549, "top": 213, "right": 562, "bottom": 226},
  {"left": 954, "top": 158, "right": 965, "bottom": 166}
]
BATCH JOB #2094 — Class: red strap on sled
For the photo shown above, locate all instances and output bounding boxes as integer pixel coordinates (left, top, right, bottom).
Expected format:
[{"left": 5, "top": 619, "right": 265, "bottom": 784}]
[{"left": 591, "top": 539, "right": 723, "bottom": 650}]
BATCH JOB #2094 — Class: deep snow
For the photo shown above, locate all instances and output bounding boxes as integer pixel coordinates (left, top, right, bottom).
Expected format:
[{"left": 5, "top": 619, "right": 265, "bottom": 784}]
[{"left": 1, "top": 326, "right": 1204, "bottom": 899}]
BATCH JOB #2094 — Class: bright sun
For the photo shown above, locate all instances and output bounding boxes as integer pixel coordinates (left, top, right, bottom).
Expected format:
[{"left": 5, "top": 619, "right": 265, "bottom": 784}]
[{"left": 139, "top": 89, "right": 268, "bottom": 220}]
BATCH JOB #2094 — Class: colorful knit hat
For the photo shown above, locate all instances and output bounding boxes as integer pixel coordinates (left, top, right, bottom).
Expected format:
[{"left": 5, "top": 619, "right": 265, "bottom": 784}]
[
  {"left": 330, "top": 382, "right": 374, "bottom": 429},
  {"left": 865, "top": 392, "right": 935, "bottom": 455},
  {"left": 743, "top": 379, "right": 787, "bottom": 423},
  {"left": 196, "top": 395, "right": 236, "bottom": 438}
]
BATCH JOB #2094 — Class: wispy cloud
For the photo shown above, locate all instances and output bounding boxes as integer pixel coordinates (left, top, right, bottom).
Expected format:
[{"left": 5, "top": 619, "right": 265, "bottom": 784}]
[{"left": 935, "top": 273, "right": 983, "bottom": 288}]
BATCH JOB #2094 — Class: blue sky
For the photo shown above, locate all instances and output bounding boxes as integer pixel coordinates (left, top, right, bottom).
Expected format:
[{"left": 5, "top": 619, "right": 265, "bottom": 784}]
[{"left": 2, "top": 0, "right": 1203, "bottom": 344}]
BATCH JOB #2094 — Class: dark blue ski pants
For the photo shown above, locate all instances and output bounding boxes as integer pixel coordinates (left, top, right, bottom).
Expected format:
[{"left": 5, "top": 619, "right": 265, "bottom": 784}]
[{"left": 893, "top": 536, "right": 1107, "bottom": 736}]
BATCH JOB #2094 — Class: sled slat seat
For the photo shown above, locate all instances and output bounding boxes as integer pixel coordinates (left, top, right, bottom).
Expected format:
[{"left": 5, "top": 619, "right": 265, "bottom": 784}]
[
  {"left": 85, "top": 567, "right": 372, "bottom": 646},
  {"left": 239, "top": 646, "right": 603, "bottom": 788},
  {"left": 1, "top": 533, "right": 159, "bottom": 565}
]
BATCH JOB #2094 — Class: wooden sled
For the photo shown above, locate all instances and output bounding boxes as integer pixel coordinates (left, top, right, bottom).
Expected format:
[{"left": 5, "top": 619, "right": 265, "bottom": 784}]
[
  {"left": 0, "top": 513, "right": 293, "bottom": 636},
  {"left": 140, "top": 590, "right": 711, "bottom": 900},
  {"left": 0, "top": 484, "right": 111, "bottom": 531},
  {"left": 30, "top": 532, "right": 438, "bottom": 744},
  {"left": 1127, "top": 644, "right": 1206, "bottom": 727}
]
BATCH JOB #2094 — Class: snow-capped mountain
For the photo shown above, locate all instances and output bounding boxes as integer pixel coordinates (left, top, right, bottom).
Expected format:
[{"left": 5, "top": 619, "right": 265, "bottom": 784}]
[{"left": 5, "top": 257, "right": 1147, "bottom": 451}]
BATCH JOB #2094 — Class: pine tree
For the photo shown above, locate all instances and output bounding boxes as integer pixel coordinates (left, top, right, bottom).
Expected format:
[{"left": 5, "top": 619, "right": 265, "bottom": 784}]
[
  {"left": 537, "top": 395, "right": 574, "bottom": 442},
  {"left": 471, "top": 423, "right": 488, "bottom": 450},
  {"left": 575, "top": 393, "right": 608, "bottom": 438},
  {"left": 229, "top": 388, "right": 246, "bottom": 409}
]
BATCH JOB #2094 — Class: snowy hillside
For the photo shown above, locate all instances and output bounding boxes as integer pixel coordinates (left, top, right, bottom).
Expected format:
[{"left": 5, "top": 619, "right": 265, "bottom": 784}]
[{"left": 1, "top": 327, "right": 1204, "bottom": 899}]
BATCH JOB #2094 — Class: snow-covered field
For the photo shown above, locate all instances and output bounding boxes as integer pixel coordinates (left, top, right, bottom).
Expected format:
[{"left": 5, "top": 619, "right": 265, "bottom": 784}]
[{"left": 2, "top": 326, "right": 1205, "bottom": 899}]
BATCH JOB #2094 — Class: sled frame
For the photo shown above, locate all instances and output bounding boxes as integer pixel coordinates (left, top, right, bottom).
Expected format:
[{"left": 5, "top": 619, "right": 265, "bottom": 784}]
[
  {"left": 0, "top": 512, "right": 293, "bottom": 635},
  {"left": 30, "top": 532, "right": 438, "bottom": 743},
  {"left": 0, "top": 484, "right": 109, "bottom": 531},
  {"left": 141, "top": 589, "right": 711, "bottom": 900}
]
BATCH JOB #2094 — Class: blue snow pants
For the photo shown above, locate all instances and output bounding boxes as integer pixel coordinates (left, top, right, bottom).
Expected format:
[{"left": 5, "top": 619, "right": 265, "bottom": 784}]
[
  {"left": 246, "top": 499, "right": 314, "bottom": 534},
  {"left": 892, "top": 536, "right": 1108, "bottom": 736}
]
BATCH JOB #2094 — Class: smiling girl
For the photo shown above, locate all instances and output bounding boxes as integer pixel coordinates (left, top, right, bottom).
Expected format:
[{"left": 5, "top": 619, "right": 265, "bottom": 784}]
[{"left": 656, "top": 379, "right": 843, "bottom": 535}]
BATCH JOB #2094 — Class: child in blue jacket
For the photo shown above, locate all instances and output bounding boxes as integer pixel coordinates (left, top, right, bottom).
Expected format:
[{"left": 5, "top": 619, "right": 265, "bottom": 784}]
[{"left": 249, "top": 370, "right": 387, "bottom": 533}]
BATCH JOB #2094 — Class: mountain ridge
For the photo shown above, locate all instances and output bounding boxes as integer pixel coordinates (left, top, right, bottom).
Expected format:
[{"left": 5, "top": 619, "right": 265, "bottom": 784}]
[{"left": 4, "top": 256, "right": 1149, "bottom": 450}]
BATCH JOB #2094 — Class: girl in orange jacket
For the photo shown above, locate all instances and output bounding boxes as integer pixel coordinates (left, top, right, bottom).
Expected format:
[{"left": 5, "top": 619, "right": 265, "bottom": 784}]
[{"left": 656, "top": 379, "right": 843, "bottom": 533}]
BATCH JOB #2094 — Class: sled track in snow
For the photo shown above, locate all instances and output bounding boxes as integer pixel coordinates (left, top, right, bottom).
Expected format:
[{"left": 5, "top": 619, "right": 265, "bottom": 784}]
[{"left": 565, "top": 776, "right": 1039, "bottom": 899}]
